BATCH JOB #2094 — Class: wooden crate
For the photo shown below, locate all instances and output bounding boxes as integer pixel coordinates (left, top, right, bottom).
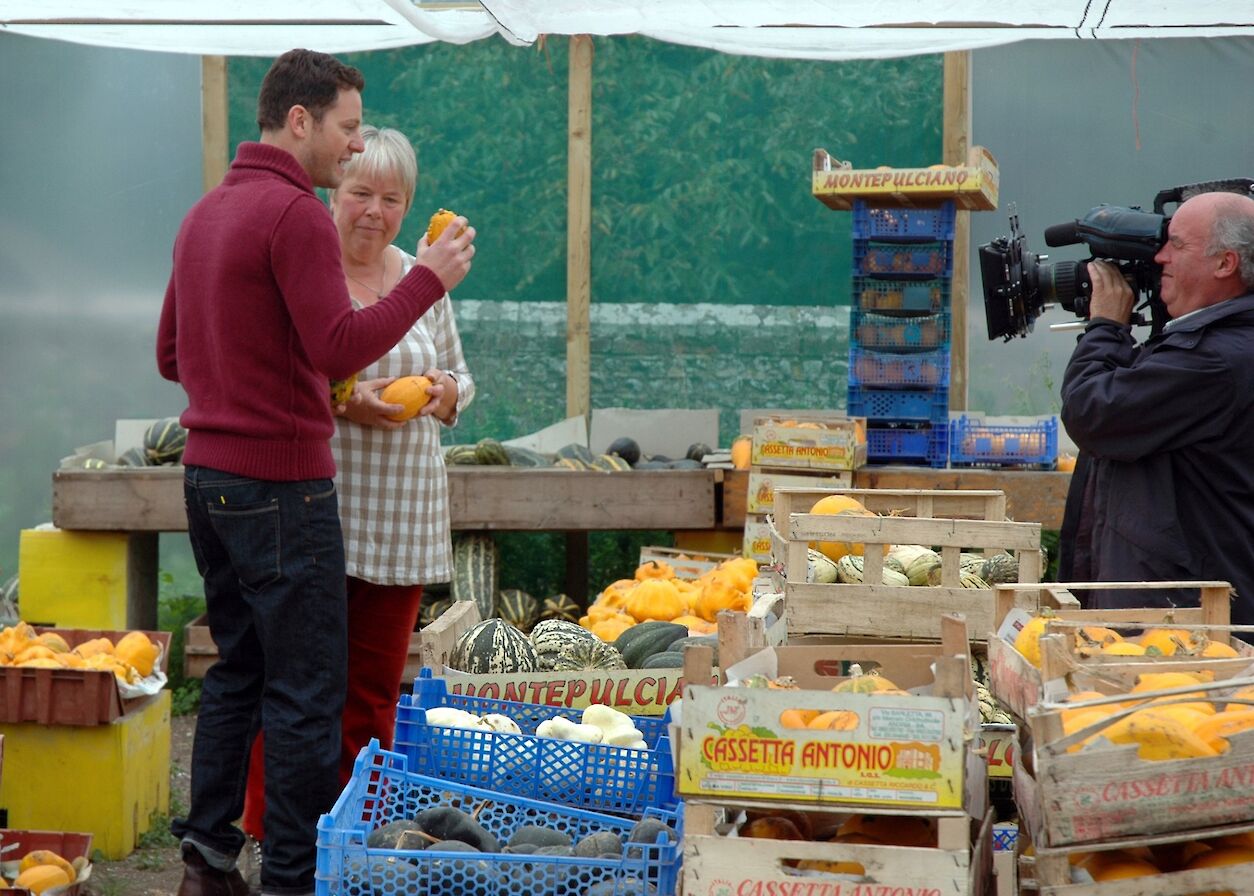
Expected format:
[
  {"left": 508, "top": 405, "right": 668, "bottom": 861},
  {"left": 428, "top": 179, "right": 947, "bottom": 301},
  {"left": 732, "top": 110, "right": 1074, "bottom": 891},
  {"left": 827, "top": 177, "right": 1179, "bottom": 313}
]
[
  {"left": 768, "top": 487, "right": 1043, "bottom": 641},
  {"left": 1019, "top": 820, "right": 1254, "bottom": 895},
  {"left": 682, "top": 800, "right": 996, "bottom": 896},
  {"left": 1015, "top": 669, "right": 1254, "bottom": 849},
  {"left": 0, "top": 628, "right": 171, "bottom": 726},
  {"left": 417, "top": 600, "right": 713, "bottom": 716},
  {"left": 637, "top": 544, "right": 740, "bottom": 580},
  {"left": 812, "top": 145, "right": 1000, "bottom": 212},
  {"left": 679, "top": 614, "right": 989, "bottom": 811},
  {"left": 987, "top": 581, "right": 1244, "bottom": 722}
]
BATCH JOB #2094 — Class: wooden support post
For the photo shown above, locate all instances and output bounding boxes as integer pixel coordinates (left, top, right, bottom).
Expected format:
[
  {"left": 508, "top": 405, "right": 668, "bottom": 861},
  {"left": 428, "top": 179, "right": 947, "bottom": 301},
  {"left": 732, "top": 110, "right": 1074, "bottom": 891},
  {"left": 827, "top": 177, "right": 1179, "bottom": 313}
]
[
  {"left": 943, "top": 51, "right": 971, "bottom": 411},
  {"left": 564, "top": 531, "right": 589, "bottom": 604},
  {"left": 201, "top": 56, "right": 229, "bottom": 194},
  {"left": 566, "top": 35, "right": 593, "bottom": 420}
]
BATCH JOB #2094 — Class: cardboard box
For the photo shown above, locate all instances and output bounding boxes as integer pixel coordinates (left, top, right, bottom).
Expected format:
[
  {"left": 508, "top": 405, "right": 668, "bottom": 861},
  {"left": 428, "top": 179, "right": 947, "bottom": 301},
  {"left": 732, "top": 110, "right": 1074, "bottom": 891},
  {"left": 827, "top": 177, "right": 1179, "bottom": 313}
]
[
  {"left": 683, "top": 804, "right": 995, "bottom": 896},
  {"left": 679, "top": 621, "right": 981, "bottom": 810},
  {"left": 18, "top": 527, "right": 143, "bottom": 630},
  {"left": 745, "top": 468, "right": 853, "bottom": 514},
  {"left": 742, "top": 514, "right": 772, "bottom": 564},
  {"left": 769, "top": 487, "right": 1042, "bottom": 642},
  {"left": 0, "top": 627, "right": 171, "bottom": 726},
  {"left": 417, "top": 600, "right": 715, "bottom": 717},
  {"left": 750, "top": 413, "right": 867, "bottom": 472},
  {"left": 812, "top": 145, "right": 1000, "bottom": 211}
]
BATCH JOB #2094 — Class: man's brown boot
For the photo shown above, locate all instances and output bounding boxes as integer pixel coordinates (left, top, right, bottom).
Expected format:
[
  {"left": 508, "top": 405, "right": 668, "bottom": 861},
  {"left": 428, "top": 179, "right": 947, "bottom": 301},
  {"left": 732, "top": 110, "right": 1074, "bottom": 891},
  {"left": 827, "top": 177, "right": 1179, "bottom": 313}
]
[{"left": 177, "top": 842, "right": 253, "bottom": 896}]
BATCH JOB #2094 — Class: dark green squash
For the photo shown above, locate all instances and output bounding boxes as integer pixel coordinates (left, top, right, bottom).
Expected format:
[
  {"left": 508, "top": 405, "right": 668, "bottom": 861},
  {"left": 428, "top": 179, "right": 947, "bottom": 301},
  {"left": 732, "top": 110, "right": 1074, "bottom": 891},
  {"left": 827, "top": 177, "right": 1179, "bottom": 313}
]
[
  {"left": 451, "top": 533, "right": 498, "bottom": 620},
  {"left": 639, "top": 650, "right": 684, "bottom": 669},
  {"left": 449, "top": 619, "right": 537, "bottom": 674},
  {"left": 531, "top": 619, "right": 599, "bottom": 671},
  {"left": 538, "top": 593, "right": 582, "bottom": 625},
  {"left": 613, "top": 621, "right": 689, "bottom": 669},
  {"left": 143, "top": 417, "right": 187, "bottom": 465}
]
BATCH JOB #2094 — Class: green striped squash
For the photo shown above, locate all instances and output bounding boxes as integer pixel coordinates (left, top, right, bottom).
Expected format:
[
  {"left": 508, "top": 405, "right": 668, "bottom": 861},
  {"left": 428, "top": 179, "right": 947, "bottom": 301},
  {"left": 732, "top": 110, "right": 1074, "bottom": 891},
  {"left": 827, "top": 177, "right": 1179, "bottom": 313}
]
[
  {"left": 530, "top": 619, "right": 598, "bottom": 671},
  {"left": 498, "top": 589, "right": 540, "bottom": 632},
  {"left": 552, "top": 638, "right": 627, "bottom": 672},
  {"left": 418, "top": 596, "right": 453, "bottom": 629},
  {"left": 538, "top": 593, "right": 582, "bottom": 625},
  {"left": 451, "top": 533, "right": 498, "bottom": 620},
  {"left": 444, "top": 445, "right": 480, "bottom": 465},
  {"left": 449, "top": 618, "right": 538, "bottom": 674},
  {"left": 473, "top": 438, "right": 510, "bottom": 466},
  {"left": 143, "top": 417, "right": 188, "bottom": 464}
]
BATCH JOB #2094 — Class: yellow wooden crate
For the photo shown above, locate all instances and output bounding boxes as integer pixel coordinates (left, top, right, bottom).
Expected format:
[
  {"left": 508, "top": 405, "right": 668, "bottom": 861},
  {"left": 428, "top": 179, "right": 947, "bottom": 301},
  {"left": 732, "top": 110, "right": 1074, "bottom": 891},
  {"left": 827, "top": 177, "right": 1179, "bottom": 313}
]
[
  {"left": 0, "top": 691, "right": 170, "bottom": 858},
  {"left": 18, "top": 526, "right": 137, "bottom": 629}
]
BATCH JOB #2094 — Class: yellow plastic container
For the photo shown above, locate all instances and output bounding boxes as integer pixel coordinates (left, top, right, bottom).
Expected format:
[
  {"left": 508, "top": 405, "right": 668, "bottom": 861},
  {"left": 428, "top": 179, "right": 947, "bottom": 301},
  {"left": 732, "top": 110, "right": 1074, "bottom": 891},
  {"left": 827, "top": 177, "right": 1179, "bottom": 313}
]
[
  {"left": 18, "top": 527, "right": 136, "bottom": 629},
  {"left": 0, "top": 691, "right": 170, "bottom": 858}
]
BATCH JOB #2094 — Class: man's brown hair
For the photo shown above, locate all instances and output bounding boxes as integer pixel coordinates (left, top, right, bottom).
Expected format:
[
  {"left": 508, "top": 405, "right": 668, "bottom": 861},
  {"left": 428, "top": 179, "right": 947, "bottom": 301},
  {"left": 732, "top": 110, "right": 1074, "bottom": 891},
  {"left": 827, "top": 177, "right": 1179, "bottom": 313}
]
[{"left": 256, "top": 49, "right": 366, "bottom": 133}]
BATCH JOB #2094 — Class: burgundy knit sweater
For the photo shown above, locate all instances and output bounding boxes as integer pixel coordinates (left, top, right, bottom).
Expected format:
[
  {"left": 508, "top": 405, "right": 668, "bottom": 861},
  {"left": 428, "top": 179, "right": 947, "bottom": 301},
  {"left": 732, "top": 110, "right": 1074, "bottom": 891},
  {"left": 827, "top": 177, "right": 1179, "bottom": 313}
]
[{"left": 157, "top": 142, "right": 445, "bottom": 481}]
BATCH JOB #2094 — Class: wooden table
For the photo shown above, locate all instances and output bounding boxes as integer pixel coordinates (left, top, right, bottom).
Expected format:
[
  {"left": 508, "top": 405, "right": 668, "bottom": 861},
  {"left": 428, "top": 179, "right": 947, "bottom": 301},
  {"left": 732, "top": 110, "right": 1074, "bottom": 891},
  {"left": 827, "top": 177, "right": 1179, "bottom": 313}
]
[
  {"left": 52, "top": 466, "right": 718, "bottom": 625},
  {"left": 52, "top": 464, "right": 1068, "bottom": 627}
]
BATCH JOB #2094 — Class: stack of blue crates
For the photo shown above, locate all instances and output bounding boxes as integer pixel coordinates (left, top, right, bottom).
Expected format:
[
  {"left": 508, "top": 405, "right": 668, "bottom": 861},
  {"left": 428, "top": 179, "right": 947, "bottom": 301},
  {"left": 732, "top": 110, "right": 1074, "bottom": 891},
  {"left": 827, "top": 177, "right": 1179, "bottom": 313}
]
[{"left": 847, "top": 200, "right": 956, "bottom": 467}]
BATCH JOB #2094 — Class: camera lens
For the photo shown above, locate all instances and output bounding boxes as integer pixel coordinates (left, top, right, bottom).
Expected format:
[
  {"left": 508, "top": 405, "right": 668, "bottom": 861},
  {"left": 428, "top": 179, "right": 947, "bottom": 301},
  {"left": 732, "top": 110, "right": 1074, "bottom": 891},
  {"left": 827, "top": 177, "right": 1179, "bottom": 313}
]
[{"left": 1038, "top": 260, "right": 1086, "bottom": 312}]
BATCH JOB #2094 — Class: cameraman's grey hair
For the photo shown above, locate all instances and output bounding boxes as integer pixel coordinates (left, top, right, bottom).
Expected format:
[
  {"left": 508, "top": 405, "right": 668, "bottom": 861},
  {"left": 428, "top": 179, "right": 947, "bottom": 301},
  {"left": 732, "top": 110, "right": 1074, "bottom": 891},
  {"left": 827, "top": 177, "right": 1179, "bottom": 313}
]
[
  {"left": 334, "top": 124, "right": 418, "bottom": 212},
  {"left": 1206, "top": 193, "right": 1254, "bottom": 288}
]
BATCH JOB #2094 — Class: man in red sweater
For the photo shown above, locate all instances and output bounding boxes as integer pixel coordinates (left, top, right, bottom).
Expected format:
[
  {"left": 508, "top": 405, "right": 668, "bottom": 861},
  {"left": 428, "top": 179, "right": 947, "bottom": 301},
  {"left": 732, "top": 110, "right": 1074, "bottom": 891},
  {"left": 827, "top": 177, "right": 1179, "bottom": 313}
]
[{"left": 157, "top": 49, "right": 475, "bottom": 896}]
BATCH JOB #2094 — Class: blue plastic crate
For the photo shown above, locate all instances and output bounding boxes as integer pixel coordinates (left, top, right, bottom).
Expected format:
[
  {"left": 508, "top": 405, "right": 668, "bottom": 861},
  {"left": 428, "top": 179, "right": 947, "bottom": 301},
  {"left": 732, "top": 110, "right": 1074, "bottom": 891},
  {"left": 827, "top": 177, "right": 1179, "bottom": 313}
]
[
  {"left": 852, "top": 277, "right": 949, "bottom": 316},
  {"left": 854, "top": 240, "right": 953, "bottom": 279},
  {"left": 394, "top": 670, "right": 676, "bottom": 817},
  {"left": 852, "top": 310, "right": 950, "bottom": 352},
  {"left": 866, "top": 423, "right": 949, "bottom": 468},
  {"left": 316, "top": 740, "right": 682, "bottom": 896},
  {"left": 847, "top": 385, "right": 948, "bottom": 423},
  {"left": 852, "top": 200, "right": 956, "bottom": 242},
  {"left": 949, "top": 415, "right": 1059, "bottom": 468},
  {"left": 849, "top": 346, "right": 950, "bottom": 390},
  {"left": 992, "top": 823, "right": 1019, "bottom": 852}
]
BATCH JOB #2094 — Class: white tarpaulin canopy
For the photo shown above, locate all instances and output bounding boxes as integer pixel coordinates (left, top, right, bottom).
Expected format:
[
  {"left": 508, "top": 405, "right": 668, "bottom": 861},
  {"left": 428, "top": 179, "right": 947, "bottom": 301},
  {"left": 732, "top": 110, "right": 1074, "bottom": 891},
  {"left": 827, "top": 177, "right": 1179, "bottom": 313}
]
[{"left": 4, "top": 1, "right": 1253, "bottom": 58}]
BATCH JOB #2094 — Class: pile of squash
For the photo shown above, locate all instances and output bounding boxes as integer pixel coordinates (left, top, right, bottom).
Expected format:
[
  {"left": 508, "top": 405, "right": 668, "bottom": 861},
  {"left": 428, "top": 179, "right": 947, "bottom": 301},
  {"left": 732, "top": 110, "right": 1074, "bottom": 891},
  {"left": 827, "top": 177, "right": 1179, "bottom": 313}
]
[
  {"left": 1053, "top": 671, "right": 1254, "bottom": 761},
  {"left": 1041, "top": 832, "right": 1254, "bottom": 885},
  {"left": 1013, "top": 611, "right": 1243, "bottom": 667},
  {"left": 3, "top": 848, "right": 86, "bottom": 894},
  {"left": 0, "top": 621, "right": 161, "bottom": 682},
  {"left": 578, "top": 556, "right": 760, "bottom": 643},
  {"left": 732, "top": 808, "right": 939, "bottom": 876}
]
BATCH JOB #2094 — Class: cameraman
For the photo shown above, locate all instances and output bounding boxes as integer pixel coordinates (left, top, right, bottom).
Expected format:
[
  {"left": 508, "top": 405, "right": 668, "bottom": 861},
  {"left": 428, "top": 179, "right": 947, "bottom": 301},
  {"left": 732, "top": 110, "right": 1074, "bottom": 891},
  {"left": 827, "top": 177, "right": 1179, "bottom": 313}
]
[{"left": 1060, "top": 190, "right": 1254, "bottom": 632}]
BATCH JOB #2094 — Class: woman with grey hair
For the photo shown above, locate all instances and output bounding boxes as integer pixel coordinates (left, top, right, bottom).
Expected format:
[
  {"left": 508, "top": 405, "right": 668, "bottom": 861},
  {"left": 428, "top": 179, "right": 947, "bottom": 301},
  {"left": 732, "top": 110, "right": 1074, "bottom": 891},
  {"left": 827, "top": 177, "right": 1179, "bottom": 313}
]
[{"left": 239, "top": 125, "right": 475, "bottom": 864}]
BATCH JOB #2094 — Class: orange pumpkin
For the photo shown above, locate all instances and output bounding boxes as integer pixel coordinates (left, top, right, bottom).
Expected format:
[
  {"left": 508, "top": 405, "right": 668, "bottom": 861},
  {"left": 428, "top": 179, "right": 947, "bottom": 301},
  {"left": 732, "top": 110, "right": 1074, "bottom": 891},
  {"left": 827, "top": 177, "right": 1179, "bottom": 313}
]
[
  {"left": 730, "top": 435, "right": 752, "bottom": 470},
  {"left": 634, "top": 560, "right": 674, "bottom": 581},
  {"left": 379, "top": 375, "right": 433, "bottom": 422},
  {"left": 625, "top": 578, "right": 685, "bottom": 622},
  {"left": 808, "top": 495, "right": 878, "bottom": 562},
  {"left": 694, "top": 575, "right": 748, "bottom": 623}
]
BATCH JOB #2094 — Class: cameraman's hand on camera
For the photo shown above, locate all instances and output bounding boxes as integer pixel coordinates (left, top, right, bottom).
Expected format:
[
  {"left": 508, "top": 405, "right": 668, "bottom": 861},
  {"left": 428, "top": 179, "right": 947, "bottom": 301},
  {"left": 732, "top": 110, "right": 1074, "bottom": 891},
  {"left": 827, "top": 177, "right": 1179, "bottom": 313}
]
[{"left": 1087, "top": 259, "right": 1135, "bottom": 326}]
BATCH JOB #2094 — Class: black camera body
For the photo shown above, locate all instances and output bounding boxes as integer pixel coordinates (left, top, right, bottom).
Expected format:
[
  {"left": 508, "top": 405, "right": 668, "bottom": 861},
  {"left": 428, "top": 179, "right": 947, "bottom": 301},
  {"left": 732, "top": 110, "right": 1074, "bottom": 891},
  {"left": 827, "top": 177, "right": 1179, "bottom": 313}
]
[
  {"left": 979, "top": 205, "right": 1166, "bottom": 342},
  {"left": 979, "top": 178, "right": 1254, "bottom": 341}
]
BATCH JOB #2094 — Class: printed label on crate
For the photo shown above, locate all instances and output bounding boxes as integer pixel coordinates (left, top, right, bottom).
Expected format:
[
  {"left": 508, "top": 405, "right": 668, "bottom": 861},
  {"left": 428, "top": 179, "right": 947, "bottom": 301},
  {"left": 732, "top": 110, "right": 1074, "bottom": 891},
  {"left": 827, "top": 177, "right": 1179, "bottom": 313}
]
[
  {"left": 746, "top": 470, "right": 853, "bottom": 514},
  {"left": 751, "top": 419, "right": 866, "bottom": 471},
  {"left": 1035, "top": 729, "right": 1254, "bottom": 845},
  {"left": 438, "top": 667, "right": 715, "bottom": 716},
  {"left": 679, "top": 686, "right": 965, "bottom": 807},
  {"left": 980, "top": 725, "right": 1016, "bottom": 779},
  {"left": 743, "top": 518, "right": 773, "bottom": 563}
]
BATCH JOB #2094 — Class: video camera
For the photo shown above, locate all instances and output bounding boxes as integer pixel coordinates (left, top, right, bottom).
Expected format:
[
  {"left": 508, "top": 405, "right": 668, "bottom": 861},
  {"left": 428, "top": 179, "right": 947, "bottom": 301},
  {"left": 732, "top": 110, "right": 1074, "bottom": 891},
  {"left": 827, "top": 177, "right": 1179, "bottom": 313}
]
[{"left": 979, "top": 178, "right": 1254, "bottom": 341}]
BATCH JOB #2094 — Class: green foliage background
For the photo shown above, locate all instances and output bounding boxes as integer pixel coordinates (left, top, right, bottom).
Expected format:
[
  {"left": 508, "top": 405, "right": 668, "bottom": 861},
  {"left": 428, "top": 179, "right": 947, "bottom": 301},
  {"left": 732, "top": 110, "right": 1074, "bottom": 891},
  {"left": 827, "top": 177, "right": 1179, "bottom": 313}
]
[{"left": 229, "top": 38, "right": 941, "bottom": 306}]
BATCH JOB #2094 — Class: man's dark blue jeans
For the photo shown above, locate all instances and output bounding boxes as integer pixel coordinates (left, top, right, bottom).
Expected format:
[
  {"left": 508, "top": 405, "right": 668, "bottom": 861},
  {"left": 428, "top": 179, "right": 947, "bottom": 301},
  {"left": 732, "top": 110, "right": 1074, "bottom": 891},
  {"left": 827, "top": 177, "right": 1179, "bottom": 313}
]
[{"left": 172, "top": 465, "right": 347, "bottom": 896}]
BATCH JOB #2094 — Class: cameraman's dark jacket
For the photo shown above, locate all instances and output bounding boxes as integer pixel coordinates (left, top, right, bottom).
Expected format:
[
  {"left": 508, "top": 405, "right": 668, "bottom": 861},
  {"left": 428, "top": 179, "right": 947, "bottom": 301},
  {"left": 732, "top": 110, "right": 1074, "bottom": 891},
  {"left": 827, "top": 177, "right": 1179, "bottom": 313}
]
[{"left": 1061, "top": 293, "right": 1254, "bottom": 629}]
